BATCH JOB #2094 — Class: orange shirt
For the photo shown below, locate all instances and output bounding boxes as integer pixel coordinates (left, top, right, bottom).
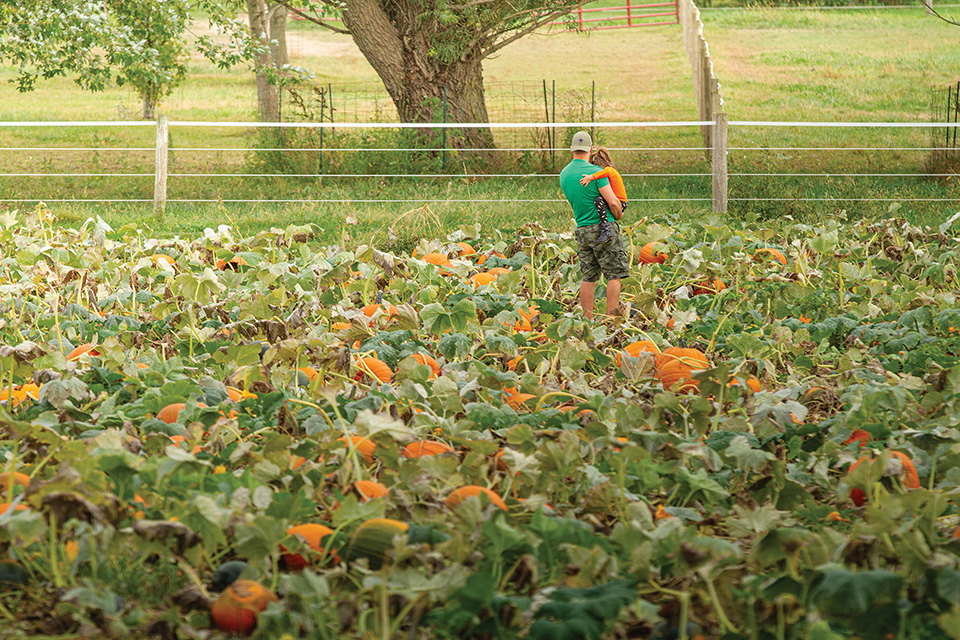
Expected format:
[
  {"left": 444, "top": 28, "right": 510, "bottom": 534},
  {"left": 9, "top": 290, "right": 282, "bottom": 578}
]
[{"left": 590, "top": 166, "right": 627, "bottom": 202}]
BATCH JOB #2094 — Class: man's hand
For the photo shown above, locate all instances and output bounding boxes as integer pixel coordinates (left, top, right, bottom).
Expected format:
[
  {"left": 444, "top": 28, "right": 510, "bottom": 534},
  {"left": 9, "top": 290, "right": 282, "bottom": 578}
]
[
  {"left": 579, "top": 174, "right": 595, "bottom": 186},
  {"left": 598, "top": 183, "right": 623, "bottom": 220}
]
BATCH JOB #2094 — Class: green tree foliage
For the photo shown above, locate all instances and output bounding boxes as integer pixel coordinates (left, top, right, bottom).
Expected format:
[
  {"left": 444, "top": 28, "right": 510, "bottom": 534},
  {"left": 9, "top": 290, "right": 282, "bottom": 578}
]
[{"left": 0, "top": 0, "right": 273, "bottom": 119}]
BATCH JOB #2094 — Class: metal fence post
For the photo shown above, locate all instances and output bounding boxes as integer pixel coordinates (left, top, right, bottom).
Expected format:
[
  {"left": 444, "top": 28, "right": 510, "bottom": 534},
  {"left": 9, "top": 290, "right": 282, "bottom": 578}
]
[
  {"left": 712, "top": 112, "right": 728, "bottom": 214},
  {"left": 154, "top": 114, "right": 168, "bottom": 219}
]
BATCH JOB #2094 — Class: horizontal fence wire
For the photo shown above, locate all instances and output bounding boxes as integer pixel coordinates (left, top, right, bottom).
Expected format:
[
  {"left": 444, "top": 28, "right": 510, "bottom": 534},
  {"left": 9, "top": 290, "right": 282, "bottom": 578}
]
[
  {"left": 6, "top": 172, "right": 957, "bottom": 178},
  {"left": 0, "top": 120, "right": 714, "bottom": 129},
  {"left": 702, "top": 3, "right": 960, "bottom": 10},
  {"left": 3, "top": 120, "right": 957, "bottom": 128},
  {"left": 3, "top": 146, "right": 952, "bottom": 152},
  {"left": 730, "top": 147, "right": 952, "bottom": 151},
  {"left": 1, "top": 119, "right": 959, "bottom": 206},
  {"left": 0, "top": 198, "right": 714, "bottom": 203},
  {"left": 0, "top": 173, "right": 712, "bottom": 178},
  {"left": 0, "top": 146, "right": 713, "bottom": 153}
]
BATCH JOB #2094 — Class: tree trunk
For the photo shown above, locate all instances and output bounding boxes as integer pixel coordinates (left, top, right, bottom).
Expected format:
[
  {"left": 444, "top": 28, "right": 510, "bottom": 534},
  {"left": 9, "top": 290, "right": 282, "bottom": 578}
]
[
  {"left": 247, "top": 0, "right": 279, "bottom": 122},
  {"left": 142, "top": 84, "right": 158, "bottom": 120},
  {"left": 340, "top": 0, "right": 493, "bottom": 149},
  {"left": 269, "top": 4, "right": 288, "bottom": 67}
]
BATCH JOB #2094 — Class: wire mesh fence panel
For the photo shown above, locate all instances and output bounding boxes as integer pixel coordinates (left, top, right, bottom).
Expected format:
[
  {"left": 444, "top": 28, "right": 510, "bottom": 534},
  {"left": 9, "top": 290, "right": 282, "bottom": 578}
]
[
  {"left": 277, "top": 80, "right": 601, "bottom": 159},
  {"left": 930, "top": 82, "right": 960, "bottom": 171}
]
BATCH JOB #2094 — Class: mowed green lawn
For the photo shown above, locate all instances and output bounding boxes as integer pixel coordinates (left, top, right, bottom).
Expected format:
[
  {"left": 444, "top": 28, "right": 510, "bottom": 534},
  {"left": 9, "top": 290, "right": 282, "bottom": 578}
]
[{"left": 0, "top": 6, "right": 957, "bottom": 241}]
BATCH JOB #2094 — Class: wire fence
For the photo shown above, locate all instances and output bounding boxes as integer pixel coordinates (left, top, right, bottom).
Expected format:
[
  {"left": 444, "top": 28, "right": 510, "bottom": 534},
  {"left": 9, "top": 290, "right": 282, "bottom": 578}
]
[{"left": 0, "top": 119, "right": 958, "bottom": 217}]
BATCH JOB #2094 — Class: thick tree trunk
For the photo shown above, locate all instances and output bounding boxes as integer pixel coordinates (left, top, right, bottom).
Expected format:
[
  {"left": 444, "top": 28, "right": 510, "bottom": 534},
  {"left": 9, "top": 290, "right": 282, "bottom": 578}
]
[
  {"left": 340, "top": 0, "right": 494, "bottom": 149},
  {"left": 247, "top": 0, "right": 279, "bottom": 122},
  {"left": 269, "top": 4, "right": 288, "bottom": 67}
]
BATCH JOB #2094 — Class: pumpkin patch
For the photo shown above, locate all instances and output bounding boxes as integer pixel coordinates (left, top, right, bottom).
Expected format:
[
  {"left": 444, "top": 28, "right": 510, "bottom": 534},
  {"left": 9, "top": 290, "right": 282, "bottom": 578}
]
[{"left": 1, "top": 214, "right": 959, "bottom": 638}]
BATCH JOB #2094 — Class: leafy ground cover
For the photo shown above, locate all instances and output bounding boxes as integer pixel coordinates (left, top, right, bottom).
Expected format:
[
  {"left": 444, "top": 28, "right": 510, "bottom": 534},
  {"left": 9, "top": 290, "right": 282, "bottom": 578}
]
[{"left": 2, "top": 204, "right": 960, "bottom": 638}]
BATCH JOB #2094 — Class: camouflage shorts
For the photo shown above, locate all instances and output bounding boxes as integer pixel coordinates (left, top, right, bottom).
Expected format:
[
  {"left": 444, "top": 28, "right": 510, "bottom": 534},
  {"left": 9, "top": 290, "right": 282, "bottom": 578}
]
[{"left": 574, "top": 222, "right": 631, "bottom": 283}]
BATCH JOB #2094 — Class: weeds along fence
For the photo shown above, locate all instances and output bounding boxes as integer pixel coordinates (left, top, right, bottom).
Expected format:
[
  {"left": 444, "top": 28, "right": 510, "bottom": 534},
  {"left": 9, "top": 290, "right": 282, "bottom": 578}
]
[{"left": 0, "top": 119, "right": 958, "bottom": 220}]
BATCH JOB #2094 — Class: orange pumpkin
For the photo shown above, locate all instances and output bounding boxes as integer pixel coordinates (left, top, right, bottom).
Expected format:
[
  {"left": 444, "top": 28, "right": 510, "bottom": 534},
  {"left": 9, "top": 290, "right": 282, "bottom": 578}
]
[
  {"left": 847, "top": 451, "right": 920, "bottom": 507},
  {"left": 476, "top": 251, "right": 505, "bottom": 266},
  {"left": 844, "top": 429, "right": 872, "bottom": 447},
  {"left": 411, "top": 353, "right": 441, "bottom": 378},
  {"left": 149, "top": 254, "right": 176, "bottom": 266},
  {"left": 0, "top": 503, "right": 28, "bottom": 516},
  {"left": 655, "top": 347, "right": 709, "bottom": 393},
  {"left": 157, "top": 402, "right": 208, "bottom": 424},
  {"left": 469, "top": 272, "right": 498, "bottom": 288},
  {"left": 402, "top": 440, "right": 456, "bottom": 458},
  {"left": 66, "top": 343, "right": 99, "bottom": 362},
  {"left": 727, "top": 376, "right": 762, "bottom": 393},
  {"left": 753, "top": 247, "right": 787, "bottom": 265},
  {"left": 0, "top": 384, "right": 39, "bottom": 408},
  {"left": 215, "top": 255, "right": 247, "bottom": 271},
  {"left": 210, "top": 579, "right": 278, "bottom": 635},
  {"left": 444, "top": 485, "right": 508, "bottom": 511},
  {"left": 352, "top": 480, "right": 389, "bottom": 501},
  {"left": 355, "top": 357, "right": 393, "bottom": 384},
  {"left": 282, "top": 523, "right": 337, "bottom": 570},
  {"left": 616, "top": 340, "right": 661, "bottom": 367},
  {"left": 298, "top": 366, "right": 319, "bottom": 382},
  {"left": 226, "top": 386, "right": 257, "bottom": 402},
  {"left": 638, "top": 242, "right": 667, "bottom": 264},
  {"left": 422, "top": 252, "right": 452, "bottom": 266},
  {"left": 692, "top": 277, "right": 726, "bottom": 296},
  {"left": 336, "top": 436, "right": 377, "bottom": 463},
  {"left": 455, "top": 242, "right": 476, "bottom": 257},
  {"left": 503, "top": 387, "right": 536, "bottom": 411},
  {"left": 362, "top": 303, "right": 399, "bottom": 321},
  {"left": 487, "top": 267, "right": 511, "bottom": 278},
  {"left": 0, "top": 472, "right": 30, "bottom": 493}
]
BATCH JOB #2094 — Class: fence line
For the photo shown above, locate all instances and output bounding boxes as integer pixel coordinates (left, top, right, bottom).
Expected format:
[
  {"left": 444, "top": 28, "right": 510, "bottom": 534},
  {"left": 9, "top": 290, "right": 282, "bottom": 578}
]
[
  {"left": 1, "top": 119, "right": 959, "bottom": 215},
  {"left": 544, "top": 1, "right": 680, "bottom": 30},
  {"left": 678, "top": 0, "right": 723, "bottom": 153}
]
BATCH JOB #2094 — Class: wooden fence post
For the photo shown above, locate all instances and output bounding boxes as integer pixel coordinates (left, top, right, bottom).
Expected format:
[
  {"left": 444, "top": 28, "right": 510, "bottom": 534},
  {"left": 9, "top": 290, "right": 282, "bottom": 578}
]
[
  {"left": 925, "top": 0, "right": 933, "bottom": 15},
  {"left": 154, "top": 114, "right": 168, "bottom": 220},
  {"left": 712, "top": 112, "right": 728, "bottom": 214}
]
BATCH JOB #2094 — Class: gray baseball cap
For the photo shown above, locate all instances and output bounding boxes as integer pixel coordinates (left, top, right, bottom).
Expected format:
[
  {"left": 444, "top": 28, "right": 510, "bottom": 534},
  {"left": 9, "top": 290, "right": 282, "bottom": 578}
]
[{"left": 569, "top": 130, "right": 592, "bottom": 152}]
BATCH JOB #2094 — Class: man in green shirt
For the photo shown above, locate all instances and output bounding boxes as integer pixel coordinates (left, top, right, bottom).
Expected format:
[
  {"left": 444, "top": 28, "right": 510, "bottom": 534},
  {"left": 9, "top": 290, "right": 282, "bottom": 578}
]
[{"left": 559, "top": 131, "right": 629, "bottom": 320}]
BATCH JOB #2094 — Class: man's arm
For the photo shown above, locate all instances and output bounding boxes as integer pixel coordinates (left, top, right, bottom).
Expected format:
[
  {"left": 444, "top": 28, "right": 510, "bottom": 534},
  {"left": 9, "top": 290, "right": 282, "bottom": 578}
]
[{"left": 598, "top": 183, "right": 623, "bottom": 220}]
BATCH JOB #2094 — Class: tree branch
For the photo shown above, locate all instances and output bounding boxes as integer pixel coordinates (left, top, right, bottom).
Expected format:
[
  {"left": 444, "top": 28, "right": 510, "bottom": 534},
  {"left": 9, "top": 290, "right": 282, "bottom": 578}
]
[
  {"left": 474, "top": 5, "right": 579, "bottom": 60},
  {"left": 272, "top": 0, "right": 351, "bottom": 34},
  {"left": 929, "top": 4, "right": 960, "bottom": 26}
]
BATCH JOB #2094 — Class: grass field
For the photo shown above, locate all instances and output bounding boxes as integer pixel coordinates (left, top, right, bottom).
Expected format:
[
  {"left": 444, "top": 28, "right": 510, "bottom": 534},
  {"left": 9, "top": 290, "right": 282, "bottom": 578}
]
[{"left": 0, "top": 6, "right": 957, "bottom": 241}]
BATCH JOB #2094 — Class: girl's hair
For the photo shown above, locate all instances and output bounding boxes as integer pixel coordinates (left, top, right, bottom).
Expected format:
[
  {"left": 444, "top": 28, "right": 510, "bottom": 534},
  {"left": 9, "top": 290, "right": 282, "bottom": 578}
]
[{"left": 590, "top": 147, "right": 614, "bottom": 169}]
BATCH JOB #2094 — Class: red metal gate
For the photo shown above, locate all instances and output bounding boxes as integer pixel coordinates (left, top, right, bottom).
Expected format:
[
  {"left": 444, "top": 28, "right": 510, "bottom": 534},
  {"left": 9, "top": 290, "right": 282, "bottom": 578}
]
[{"left": 548, "top": 1, "right": 680, "bottom": 30}]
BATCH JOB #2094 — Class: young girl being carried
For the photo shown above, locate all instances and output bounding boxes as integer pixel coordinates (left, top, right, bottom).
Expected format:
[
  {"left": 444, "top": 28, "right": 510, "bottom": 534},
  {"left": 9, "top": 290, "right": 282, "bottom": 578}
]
[{"left": 579, "top": 147, "right": 628, "bottom": 230}]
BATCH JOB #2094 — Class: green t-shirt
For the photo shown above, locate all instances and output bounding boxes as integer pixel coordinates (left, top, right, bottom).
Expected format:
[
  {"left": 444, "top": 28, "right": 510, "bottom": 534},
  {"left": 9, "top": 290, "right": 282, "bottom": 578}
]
[{"left": 560, "top": 158, "right": 611, "bottom": 227}]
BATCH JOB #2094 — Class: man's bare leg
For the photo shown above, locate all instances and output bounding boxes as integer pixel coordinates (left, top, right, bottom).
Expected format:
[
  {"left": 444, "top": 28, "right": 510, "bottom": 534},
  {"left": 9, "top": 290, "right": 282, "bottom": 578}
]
[
  {"left": 606, "top": 278, "right": 621, "bottom": 316},
  {"left": 580, "top": 281, "right": 596, "bottom": 320}
]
